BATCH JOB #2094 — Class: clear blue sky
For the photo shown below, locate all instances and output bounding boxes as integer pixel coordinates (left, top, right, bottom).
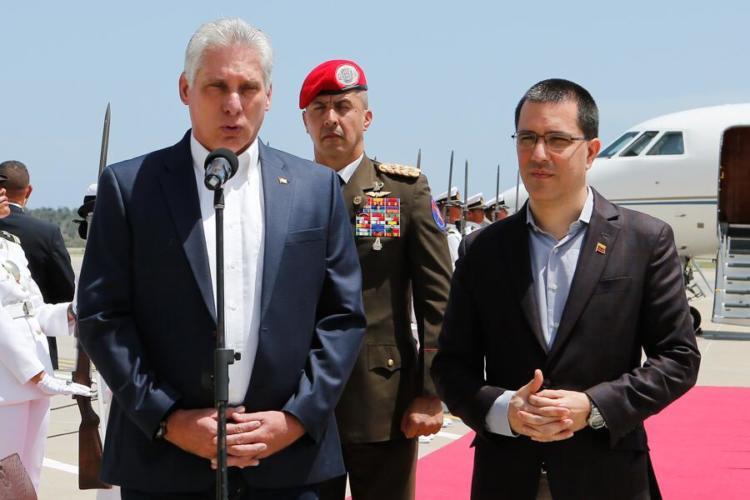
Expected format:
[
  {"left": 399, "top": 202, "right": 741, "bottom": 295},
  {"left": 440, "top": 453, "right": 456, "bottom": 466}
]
[{"left": 2, "top": 1, "right": 748, "bottom": 208}]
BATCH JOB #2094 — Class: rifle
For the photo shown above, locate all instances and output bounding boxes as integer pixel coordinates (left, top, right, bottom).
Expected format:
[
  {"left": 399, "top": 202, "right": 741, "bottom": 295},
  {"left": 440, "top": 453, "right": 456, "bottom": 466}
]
[
  {"left": 494, "top": 163, "right": 500, "bottom": 222},
  {"left": 71, "top": 103, "right": 111, "bottom": 490},
  {"left": 461, "top": 159, "right": 469, "bottom": 236},
  {"left": 442, "top": 150, "right": 454, "bottom": 222}
]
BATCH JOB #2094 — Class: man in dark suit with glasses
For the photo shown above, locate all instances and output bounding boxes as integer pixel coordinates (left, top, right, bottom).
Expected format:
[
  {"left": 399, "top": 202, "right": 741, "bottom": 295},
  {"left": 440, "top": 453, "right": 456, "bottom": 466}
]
[{"left": 433, "top": 79, "right": 700, "bottom": 500}]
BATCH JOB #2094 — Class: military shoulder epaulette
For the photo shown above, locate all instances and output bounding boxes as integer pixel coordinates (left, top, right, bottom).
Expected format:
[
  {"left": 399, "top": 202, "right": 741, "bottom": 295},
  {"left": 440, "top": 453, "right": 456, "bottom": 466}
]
[
  {"left": 0, "top": 230, "right": 20, "bottom": 244},
  {"left": 376, "top": 162, "right": 421, "bottom": 179}
]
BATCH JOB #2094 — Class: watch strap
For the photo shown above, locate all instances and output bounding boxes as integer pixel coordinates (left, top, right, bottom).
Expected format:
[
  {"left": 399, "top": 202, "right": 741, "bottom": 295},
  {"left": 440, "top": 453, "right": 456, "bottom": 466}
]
[{"left": 587, "top": 398, "right": 607, "bottom": 429}]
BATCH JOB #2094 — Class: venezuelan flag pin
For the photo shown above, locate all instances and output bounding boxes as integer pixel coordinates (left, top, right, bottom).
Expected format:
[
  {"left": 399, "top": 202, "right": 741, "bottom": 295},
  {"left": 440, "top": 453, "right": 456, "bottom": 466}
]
[
  {"left": 278, "top": 177, "right": 288, "bottom": 184},
  {"left": 595, "top": 242, "right": 607, "bottom": 255}
]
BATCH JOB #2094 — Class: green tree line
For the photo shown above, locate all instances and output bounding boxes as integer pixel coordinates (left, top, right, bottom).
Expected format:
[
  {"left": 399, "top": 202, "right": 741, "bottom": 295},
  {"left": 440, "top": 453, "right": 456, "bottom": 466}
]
[{"left": 28, "top": 207, "right": 85, "bottom": 248}]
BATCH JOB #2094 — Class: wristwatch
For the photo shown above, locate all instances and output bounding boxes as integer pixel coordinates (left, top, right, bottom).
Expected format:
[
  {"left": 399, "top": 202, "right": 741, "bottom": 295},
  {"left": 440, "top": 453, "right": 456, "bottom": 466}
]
[{"left": 587, "top": 399, "right": 607, "bottom": 430}]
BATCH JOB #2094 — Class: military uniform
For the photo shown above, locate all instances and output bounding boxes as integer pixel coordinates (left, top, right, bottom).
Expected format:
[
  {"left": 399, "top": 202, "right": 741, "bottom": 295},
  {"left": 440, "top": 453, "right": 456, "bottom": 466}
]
[
  {"left": 300, "top": 58, "right": 452, "bottom": 499},
  {"left": 466, "top": 192, "right": 491, "bottom": 228},
  {"left": 435, "top": 187, "right": 462, "bottom": 266},
  {"left": 328, "top": 156, "right": 451, "bottom": 499},
  {"left": 445, "top": 223, "right": 461, "bottom": 265},
  {"left": 0, "top": 230, "right": 72, "bottom": 491}
]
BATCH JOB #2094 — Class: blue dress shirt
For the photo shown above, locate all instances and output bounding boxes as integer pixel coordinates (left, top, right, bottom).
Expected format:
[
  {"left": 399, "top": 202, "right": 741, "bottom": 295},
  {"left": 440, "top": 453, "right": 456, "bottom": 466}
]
[{"left": 485, "top": 188, "right": 593, "bottom": 436}]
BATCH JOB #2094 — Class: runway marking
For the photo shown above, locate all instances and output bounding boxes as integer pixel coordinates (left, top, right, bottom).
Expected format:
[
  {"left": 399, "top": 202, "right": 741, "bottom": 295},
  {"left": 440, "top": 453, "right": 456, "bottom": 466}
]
[{"left": 43, "top": 458, "right": 78, "bottom": 475}]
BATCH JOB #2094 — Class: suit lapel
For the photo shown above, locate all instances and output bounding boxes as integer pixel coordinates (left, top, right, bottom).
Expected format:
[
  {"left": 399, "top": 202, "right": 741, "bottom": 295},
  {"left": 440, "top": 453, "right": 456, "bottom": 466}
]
[
  {"left": 258, "top": 142, "right": 293, "bottom": 317},
  {"left": 505, "top": 206, "right": 548, "bottom": 354},
  {"left": 547, "top": 190, "right": 621, "bottom": 363},
  {"left": 159, "top": 131, "right": 216, "bottom": 322},
  {"left": 342, "top": 156, "right": 377, "bottom": 221}
]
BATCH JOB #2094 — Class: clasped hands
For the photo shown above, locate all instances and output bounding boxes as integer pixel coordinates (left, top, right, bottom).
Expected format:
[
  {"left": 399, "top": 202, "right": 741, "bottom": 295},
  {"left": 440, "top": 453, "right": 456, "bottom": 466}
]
[
  {"left": 508, "top": 369, "right": 591, "bottom": 442},
  {"left": 164, "top": 407, "right": 305, "bottom": 469}
]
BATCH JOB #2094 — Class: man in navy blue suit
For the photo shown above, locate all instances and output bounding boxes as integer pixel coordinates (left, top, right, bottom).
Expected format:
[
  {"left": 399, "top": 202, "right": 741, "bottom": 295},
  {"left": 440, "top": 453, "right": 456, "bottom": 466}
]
[{"left": 77, "top": 18, "right": 366, "bottom": 499}]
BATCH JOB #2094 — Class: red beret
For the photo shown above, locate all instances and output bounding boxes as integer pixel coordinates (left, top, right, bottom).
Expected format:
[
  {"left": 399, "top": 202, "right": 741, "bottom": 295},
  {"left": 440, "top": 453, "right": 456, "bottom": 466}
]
[{"left": 299, "top": 59, "right": 368, "bottom": 109}]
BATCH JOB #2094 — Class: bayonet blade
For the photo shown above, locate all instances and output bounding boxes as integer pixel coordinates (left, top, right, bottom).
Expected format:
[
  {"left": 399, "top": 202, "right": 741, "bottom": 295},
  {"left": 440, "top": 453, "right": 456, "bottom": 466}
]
[
  {"left": 443, "top": 150, "right": 454, "bottom": 221},
  {"left": 462, "top": 159, "right": 469, "bottom": 236},
  {"left": 495, "top": 163, "right": 500, "bottom": 221},
  {"left": 97, "top": 103, "right": 111, "bottom": 178}
]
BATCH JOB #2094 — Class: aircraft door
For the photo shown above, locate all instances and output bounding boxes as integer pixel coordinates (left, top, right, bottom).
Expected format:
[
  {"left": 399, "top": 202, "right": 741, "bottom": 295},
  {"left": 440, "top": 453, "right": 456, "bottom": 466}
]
[
  {"left": 719, "top": 127, "right": 750, "bottom": 224},
  {"left": 714, "top": 127, "right": 750, "bottom": 326}
]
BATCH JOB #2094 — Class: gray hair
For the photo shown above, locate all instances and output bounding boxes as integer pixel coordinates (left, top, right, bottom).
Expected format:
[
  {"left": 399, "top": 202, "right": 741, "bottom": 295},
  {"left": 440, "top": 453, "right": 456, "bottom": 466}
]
[
  {"left": 184, "top": 18, "right": 273, "bottom": 89},
  {"left": 355, "top": 90, "right": 369, "bottom": 110}
]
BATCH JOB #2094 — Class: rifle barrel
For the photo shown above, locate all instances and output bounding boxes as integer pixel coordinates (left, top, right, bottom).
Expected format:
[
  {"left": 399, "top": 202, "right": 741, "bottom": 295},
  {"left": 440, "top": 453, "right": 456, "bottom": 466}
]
[
  {"left": 462, "top": 159, "right": 468, "bottom": 236},
  {"left": 443, "top": 150, "right": 454, "bottom": 221},
  {"left": 494, "top": 163, "right": 500, "bottom": 221},
  {"left": 98, "top": 103, "right": 111, "bottom": 177}
]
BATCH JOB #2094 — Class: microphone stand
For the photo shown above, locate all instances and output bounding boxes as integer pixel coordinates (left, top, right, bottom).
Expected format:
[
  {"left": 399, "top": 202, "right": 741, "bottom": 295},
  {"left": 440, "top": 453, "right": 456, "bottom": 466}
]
[{"left": 213, "top": 187, "right": 238, "bottom": 500}]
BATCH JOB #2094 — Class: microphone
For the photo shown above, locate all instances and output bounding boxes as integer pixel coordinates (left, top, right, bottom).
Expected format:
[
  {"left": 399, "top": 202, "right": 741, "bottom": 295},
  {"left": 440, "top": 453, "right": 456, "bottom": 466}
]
[{"left": 204, "top": 148, "right": 239, "bottom": 190}]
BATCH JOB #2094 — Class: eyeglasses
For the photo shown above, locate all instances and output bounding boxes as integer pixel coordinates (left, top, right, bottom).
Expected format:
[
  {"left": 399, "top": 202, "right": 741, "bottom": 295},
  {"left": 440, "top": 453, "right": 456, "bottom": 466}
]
[{"left": 512, "top": 132, "right": 587, "bottom": 153}]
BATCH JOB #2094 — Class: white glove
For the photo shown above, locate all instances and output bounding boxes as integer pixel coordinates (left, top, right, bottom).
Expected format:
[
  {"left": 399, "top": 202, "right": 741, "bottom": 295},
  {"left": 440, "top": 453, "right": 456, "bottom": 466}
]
[{"left": 37, "top": 373, "right": 93, "bottom": 397}]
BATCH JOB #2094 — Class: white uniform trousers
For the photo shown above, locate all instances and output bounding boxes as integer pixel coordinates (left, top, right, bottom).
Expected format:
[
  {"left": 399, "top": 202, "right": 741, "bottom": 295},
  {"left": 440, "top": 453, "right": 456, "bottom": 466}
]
[{"left": 0, "top": 396, "right": 50, "bottom": 491}]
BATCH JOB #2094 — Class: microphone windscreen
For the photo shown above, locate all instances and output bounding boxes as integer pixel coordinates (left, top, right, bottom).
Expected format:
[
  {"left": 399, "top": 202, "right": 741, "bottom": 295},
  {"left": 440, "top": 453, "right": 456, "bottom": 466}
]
[{"left": 204, "top": 148, "right": 240, "bottom": 177}]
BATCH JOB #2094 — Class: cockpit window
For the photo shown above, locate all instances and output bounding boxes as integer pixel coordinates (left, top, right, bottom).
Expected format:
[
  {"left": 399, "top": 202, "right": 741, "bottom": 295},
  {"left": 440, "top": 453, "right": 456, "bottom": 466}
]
[
  {"left": 647, "top": 132, "right": 684, "bottom": 155},
  {"left": 619, "top": 131, "right": 658, "bottom": 157},
  {"left": 598, "top": 131, "right": 638, "bottom": 158}
]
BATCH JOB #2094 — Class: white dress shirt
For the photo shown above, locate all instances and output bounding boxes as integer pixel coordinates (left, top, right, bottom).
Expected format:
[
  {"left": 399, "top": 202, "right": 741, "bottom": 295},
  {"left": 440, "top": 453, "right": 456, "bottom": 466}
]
[
  {"left": 191, "top": 135, "right": 265, "bottom": 405},
  {"left": 336, "top": 153, "right": 364, "bottom": 184}
]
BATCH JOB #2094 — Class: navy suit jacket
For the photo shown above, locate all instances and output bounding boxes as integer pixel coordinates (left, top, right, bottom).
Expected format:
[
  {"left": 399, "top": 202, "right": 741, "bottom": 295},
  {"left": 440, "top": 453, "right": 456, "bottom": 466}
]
[{"left": 78, "top": 131, "right": 366, "bottom": 492}]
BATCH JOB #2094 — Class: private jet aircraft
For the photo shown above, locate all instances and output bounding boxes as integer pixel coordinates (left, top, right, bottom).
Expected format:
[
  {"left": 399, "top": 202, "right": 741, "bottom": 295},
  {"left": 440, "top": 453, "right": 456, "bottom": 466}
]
[{"left": 499, "top": 103, "right": 750, "bottom": 329}]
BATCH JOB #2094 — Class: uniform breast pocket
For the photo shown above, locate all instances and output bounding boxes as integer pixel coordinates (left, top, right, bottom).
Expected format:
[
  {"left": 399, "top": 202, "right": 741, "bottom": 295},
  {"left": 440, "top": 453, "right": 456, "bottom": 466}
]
[
  {"left": 594, "top": 276, "right": 631, "bottom": 294},
  {"left": 367, "top": 344, "right": 402, "bottom": 378},
  {"left": 285, "top": 227, "right": 325, "bottom": 245}
]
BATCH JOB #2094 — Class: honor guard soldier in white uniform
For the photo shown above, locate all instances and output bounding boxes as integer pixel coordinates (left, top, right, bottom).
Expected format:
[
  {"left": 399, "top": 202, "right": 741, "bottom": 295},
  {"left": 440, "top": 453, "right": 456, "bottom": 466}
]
[
  {"left": 0, "top": 174, "right": 92, "bottom": 492},
  {"left": 435, "top": 187, "right": 462, "bottom": 265},
  {"left": 484, "top": 196, "right": 509, "bottom": 222},
  {"left": 465, "top": 193, "right": 491, "bottom": 231}
]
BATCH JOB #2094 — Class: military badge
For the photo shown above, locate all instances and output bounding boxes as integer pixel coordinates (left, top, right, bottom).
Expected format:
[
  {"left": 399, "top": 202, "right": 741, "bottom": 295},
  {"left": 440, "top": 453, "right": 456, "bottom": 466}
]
[
  {"left": 355, "top": 195, "right": 401, "bottom": 239},
  {"left": 336, "top": 64, "right": 360, "bottom": 88},
  {"left": 431, "top": 198, "right": 446, "bottom": 231}
]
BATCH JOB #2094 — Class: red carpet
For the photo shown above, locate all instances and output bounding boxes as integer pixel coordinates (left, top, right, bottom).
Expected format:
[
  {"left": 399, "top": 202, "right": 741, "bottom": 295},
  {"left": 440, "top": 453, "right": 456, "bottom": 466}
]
[
  {"left": 414, "top": 387, "right": 750, "bottom": 499},
  {"left": 645, "top": 386, "right": 750, "bottom": 500},
  {"left": 415, "top": 432, "right": 475, "bottom": 499}
]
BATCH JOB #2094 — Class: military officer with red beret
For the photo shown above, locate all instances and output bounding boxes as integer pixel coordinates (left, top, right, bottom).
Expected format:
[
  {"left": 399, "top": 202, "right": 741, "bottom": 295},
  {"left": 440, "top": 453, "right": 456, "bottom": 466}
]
[{"left": 300, "top": 60, "right": 452, "bottom": 500}]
